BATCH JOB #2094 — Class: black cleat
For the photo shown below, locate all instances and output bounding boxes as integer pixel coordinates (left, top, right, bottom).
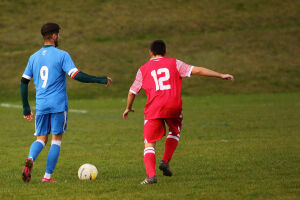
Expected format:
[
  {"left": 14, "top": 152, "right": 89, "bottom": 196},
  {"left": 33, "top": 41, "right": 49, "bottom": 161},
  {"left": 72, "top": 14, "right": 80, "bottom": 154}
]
[
  {"left": 22, "top": 158, "right": 33, "bottom": 182},
  {"left": 159, "top": 160, "right": 172, "bottom": 176},
  {"left": 140, "top": 176, "right": 157, "bottom": 184}
]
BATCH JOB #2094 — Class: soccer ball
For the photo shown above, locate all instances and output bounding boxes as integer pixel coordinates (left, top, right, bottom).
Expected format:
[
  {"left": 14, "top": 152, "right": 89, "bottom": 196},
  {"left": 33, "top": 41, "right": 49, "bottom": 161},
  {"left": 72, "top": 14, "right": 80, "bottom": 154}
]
[{"left": 78, "top": 164, "right": 98, "bottom": 180}]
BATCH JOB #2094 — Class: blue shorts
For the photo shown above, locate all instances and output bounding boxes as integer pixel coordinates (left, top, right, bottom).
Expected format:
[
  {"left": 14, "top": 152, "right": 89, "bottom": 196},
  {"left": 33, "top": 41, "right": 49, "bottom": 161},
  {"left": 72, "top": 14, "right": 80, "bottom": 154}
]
[{"left": 34, "top": 111, "right": 68, "bottom": 136}]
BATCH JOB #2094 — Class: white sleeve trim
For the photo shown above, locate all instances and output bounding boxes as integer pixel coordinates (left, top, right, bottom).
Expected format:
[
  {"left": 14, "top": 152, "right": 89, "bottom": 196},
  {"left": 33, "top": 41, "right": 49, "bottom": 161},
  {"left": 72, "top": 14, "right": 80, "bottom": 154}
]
[
  {"left": 68, "top": 68, "right": 79, "bottom": 77},
  {"left": 129, "top": 89, "right": 137, "bottom": 95},
  {"left": 187, "top": 66, "right": 194, "bottom": 77},
  {"left": 22, "top": 74, "right": 32, "bottom": 80}
]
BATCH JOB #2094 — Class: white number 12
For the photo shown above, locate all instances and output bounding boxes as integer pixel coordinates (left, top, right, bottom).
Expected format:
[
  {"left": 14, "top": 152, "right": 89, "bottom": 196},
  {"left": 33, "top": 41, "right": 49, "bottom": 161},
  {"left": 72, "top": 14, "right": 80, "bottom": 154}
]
[
  {"left": 151, "top": 68, "right": 171, "bottom": 91},
  {"left": 40, "top": 66, "right": 48, "bottom": 88}
]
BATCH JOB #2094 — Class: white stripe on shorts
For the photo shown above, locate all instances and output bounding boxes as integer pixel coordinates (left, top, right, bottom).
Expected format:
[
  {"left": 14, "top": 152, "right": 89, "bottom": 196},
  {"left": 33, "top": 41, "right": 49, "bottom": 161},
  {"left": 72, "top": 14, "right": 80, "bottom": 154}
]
[
  {"left": 63, "top": 111, "right": 67, "bottom": 132},
  {"left": 34, "top": 116, "right": 37, "bottom": 136}
]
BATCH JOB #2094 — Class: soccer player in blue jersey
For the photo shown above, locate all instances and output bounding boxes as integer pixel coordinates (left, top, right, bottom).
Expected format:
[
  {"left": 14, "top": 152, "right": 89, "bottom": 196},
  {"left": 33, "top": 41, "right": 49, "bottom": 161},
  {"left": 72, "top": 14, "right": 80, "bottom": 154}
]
[{"left": 21, "top": 22, "right": 112, "bottom": 183}]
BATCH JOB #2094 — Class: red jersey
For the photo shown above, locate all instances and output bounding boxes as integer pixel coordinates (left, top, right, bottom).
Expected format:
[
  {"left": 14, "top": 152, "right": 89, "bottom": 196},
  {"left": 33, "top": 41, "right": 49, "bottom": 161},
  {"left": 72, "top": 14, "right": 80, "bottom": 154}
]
[{"left": 130, "top": 57, "right": 193, "bottom": 120}]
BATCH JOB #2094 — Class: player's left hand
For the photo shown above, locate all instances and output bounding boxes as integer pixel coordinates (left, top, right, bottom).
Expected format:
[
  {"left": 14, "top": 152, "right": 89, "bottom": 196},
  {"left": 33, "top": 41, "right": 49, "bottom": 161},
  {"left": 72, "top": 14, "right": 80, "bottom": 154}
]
[
  {"left": 24, "top": 110, "right": 34, "bottom": 121},
  {"left": 123, "top": 108, "right": 134, "bottom": 119},
  {"left": 221, "top": 74, "right": 234, "bottom": 82}
]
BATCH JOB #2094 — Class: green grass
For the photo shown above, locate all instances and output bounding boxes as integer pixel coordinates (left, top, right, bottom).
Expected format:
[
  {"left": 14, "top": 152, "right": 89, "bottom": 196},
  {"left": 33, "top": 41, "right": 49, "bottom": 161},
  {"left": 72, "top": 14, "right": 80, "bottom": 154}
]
[
  {"left": 0, "top": 0, "right": 300, "bottom": 100},
  {"left": 0, "top": 93, "right": 299, "bottom": 199}
]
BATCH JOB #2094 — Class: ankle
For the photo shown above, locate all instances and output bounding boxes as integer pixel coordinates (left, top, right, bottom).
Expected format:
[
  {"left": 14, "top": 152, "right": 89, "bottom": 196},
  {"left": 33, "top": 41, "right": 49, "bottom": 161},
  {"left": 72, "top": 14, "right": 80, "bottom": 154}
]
[{"left": 44, "top": 172, "right": 51, "bottom": 179}]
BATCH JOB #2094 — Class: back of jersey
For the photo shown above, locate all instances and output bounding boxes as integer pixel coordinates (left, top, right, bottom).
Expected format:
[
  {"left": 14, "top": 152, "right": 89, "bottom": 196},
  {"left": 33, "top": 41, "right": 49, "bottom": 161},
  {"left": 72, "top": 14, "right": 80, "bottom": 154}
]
[
  {"left": 23, "top": 46, "right": 77, "bottom": 115},
  {"left": 140, "top": 57, "right": 183, "bottom": 119},
  {"left": 130, "top": 57, "right": 193, "bottom": 120}
]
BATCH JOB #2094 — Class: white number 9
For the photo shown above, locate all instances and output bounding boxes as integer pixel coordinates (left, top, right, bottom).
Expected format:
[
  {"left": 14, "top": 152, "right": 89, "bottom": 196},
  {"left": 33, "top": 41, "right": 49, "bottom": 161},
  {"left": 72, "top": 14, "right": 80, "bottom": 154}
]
[{"left": 40, "top": 66, "right": 48, "bottom": 88}]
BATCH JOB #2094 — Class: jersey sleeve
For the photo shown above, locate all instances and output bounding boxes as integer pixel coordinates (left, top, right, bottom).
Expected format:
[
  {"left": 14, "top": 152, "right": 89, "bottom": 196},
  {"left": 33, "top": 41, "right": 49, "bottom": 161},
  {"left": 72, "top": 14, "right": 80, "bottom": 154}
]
[
  {"left": 62, "top": 52, "right": 79, "bottom": 78},
  {"left": 176, "top": 59, "right": 194, "bottom": 78},
  {"left": 22, "top": 57, "right": 33, "bottom": 80},
  {"left": 129, "top": 69, "right": 143, "bottom": 95}
]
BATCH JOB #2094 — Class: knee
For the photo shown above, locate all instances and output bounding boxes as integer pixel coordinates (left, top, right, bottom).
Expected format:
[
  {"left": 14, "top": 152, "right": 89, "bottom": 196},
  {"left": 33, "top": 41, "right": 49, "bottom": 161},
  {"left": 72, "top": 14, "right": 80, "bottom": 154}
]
[
  {"left": 52, "top": 133, "right": 63, "bottom": 141},
  {"left": 144, "top": 142, "right": 156, "bottom": 149},
  {"left": 37, "top": 135, "right": 49, "bottom": 146}
]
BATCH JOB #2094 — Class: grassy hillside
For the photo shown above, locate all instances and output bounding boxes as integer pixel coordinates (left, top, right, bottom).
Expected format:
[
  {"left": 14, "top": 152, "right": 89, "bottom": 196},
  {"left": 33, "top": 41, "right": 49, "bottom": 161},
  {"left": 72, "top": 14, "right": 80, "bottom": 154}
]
[{"left": 0, "top": 0, "right": 299, "bottom": 100}]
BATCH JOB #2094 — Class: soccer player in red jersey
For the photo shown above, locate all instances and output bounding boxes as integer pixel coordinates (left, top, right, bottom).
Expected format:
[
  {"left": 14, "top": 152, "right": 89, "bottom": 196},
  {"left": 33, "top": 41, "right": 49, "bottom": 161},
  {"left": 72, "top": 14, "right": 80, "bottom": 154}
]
[{"left": 123, "top": 40, "right": 234, "bottom": 184}]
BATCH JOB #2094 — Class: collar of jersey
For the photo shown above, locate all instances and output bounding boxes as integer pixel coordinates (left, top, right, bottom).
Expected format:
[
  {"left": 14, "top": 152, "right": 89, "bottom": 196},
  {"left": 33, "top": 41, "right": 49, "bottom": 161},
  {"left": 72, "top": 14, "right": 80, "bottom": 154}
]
[
  {"left": 43, "top": 45, "right": 54, "bottom": 48},
  {"left": 150, "top": 56, "right": 164, "bottom": 60}
]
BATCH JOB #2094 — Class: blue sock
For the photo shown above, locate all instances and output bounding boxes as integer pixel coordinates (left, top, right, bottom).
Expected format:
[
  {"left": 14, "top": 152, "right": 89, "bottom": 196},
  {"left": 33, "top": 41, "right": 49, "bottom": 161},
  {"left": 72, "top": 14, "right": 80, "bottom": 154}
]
[
  {"left": 28, "top": 140, "right": 45, "bottom": 161},
  {"left": 45, "top": 140, "right": 61, "bottom": 174}
]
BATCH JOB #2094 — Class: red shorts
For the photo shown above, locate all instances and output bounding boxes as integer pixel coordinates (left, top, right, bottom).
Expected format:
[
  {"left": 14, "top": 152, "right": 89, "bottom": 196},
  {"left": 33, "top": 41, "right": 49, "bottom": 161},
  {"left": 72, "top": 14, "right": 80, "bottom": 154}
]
[{"left": 144, "top": 117, "right": 183, "bottom": 143}]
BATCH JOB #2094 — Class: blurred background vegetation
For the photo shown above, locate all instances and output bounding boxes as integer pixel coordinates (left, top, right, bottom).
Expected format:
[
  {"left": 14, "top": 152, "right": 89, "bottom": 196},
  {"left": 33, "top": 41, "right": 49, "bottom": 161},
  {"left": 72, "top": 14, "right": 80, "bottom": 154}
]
[{"left": 0, "top": 0, "right": 299, "bottom": 101}]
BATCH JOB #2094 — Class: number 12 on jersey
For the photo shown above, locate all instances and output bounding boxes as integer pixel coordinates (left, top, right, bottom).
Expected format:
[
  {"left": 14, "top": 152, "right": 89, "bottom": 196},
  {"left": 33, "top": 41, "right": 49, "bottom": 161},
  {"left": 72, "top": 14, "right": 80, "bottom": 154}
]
[{"left": 151, "top": 68, "right": 171, "bottom": 91}]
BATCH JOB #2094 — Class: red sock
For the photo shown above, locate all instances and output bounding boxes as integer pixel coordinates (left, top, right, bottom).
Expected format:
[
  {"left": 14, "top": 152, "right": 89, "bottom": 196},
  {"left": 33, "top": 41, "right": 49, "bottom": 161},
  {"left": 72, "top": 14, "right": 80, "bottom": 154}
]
[
  {"left": 144, "top": 147, "right": 156, "bottom": 178},
  {"left": 162, "top": 133, "right": 179, "bottom": 164}
]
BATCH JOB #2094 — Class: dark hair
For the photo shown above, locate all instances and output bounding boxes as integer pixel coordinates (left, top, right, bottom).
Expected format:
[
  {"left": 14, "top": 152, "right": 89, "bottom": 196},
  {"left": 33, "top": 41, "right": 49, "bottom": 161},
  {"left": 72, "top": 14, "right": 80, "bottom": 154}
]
[
  {"left": 150, "top": 40, "right": 166, "bottom": 56},
  {"left": 41, "top": 23, "right": 60, "bottom": 39}
]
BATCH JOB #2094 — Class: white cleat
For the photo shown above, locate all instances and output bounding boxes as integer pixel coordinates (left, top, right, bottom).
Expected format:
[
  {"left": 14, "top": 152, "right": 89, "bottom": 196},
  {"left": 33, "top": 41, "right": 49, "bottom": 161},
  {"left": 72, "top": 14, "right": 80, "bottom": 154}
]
[{"left": 140, "top": 176, "right": 157, "bottom": 184}]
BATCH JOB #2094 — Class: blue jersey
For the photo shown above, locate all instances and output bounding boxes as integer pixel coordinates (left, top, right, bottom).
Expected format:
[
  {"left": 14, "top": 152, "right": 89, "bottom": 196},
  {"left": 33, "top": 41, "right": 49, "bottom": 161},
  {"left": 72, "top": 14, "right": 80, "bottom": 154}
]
[{"left": 22, "top": 45, "right": 79, "bottom": 115}]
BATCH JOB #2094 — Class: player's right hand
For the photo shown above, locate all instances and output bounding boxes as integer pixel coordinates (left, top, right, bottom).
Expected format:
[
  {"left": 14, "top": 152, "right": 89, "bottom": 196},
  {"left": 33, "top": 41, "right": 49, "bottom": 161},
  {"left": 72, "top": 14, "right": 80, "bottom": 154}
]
[
  {"left": 123, "top": 108, "right": 134, "bottom": 119},
  {"left": 24, "top": 110, "right": 34, "bottom": 121},
  {"left": 106, "top": 77, "right": 112, "bottom": 87}
]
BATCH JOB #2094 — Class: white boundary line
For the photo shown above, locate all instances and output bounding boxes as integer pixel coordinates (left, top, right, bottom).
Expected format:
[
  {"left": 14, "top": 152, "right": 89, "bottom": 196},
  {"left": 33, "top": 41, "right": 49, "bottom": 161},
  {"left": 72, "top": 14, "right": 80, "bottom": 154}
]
[{"left": 0, "top": 103, "right": 88, "bottom": 114}]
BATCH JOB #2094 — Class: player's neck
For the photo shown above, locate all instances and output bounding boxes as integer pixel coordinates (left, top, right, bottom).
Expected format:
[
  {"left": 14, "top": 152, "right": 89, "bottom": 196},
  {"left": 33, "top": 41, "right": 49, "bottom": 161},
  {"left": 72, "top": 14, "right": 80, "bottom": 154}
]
[
  {"left": 150, "top": 55, "right": 164, "bottom": 59},
  {"left": 44, "top": 40, "right": 55, "bottom": 46}
]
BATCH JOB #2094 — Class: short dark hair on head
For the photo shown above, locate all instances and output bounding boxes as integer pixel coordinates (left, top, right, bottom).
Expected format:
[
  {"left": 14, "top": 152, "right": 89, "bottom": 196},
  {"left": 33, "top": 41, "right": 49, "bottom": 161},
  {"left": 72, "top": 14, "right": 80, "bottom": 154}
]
[
  {"left": 41, "top": 22, "right": 60, "bottom": 39},
  {"left": 150, "top": 40, "right": 166, "bottom": 56}
]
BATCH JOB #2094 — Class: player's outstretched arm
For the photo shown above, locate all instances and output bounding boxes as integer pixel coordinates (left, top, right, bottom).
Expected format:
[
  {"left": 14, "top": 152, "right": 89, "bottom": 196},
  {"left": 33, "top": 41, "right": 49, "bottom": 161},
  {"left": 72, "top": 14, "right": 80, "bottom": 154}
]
[
  {"left": 191, "top": 66, "right": 234, "bottom": 82},
  {"left": 20, "top": 78, "right": 33, "bottom": 121},
  {"left": 123, "top": 92, "right": 136, "bottom": 119},
  {"left": 73, "top": 71, "right": 112, "bottom": 87}
]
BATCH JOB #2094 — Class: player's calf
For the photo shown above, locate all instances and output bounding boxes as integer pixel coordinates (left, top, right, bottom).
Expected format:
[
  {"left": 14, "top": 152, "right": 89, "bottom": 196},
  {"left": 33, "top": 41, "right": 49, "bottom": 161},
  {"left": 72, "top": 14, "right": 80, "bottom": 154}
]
[{"left": 144, "top": 146, "right": 156, "bottom": 178}]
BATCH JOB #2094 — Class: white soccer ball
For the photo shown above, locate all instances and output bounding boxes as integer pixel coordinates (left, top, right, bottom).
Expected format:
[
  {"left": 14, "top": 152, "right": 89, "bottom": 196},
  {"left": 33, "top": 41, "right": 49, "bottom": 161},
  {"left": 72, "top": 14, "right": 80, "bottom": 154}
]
[{"left": 78, "top": 164, "right": 98, "bottom": 180}]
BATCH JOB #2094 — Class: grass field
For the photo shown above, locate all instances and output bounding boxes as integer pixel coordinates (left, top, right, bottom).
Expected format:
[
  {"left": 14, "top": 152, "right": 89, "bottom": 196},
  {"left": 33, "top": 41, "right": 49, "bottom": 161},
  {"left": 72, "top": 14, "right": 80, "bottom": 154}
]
[{"left": 0, "top": 93, "right": 299, "bottom": 200}]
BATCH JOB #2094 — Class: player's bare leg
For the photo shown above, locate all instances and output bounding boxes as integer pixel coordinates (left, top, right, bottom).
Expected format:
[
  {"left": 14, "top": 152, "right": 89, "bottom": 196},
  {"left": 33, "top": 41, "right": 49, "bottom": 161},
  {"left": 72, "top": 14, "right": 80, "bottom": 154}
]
[
  {"left": 141, "top": 142, "right": 157, "bottom": 184},
  {"left": 22, "top": 135, "right": 48, "bottom": 182}
]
